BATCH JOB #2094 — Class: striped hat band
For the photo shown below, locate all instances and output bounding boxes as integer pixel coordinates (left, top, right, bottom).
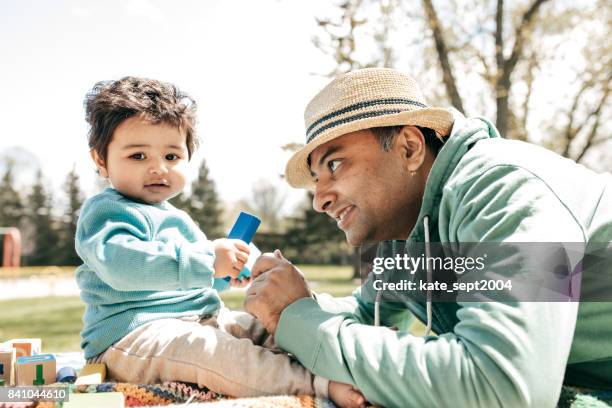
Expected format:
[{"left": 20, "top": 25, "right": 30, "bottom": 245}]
[{"left": 285, "top": 68, "right": 455, "bottom": 189}]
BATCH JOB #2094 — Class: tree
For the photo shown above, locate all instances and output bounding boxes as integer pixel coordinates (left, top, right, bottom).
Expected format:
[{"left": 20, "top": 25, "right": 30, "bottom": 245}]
[
  {"left": 0, "top": 161, "right": 25, "bottom": 229},
  {"left": 313, "top": 0, "right": 611, "bottom": 167},
  {"left": 284, "top": 192, "right": 352, "bottom": 266},
  {"left": 58, "top": 166, "right": 84, "bottom": 265},
  {"left": 238, "top": 180, "right": 286, "bottom": 233},
  {"left": 24, "top": 170, "right": 61, "bottom": 266},
  {"left": 172, "top": 159, "right": 224, "bottom": 238}
]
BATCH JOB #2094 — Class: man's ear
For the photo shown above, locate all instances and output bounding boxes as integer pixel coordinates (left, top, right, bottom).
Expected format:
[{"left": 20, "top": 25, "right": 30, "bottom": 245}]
[
  {"left": 90, "top": 150, "right": 109, "bottom": 178},
  {"left": 396, "top": 125, "right": 426, "bottom": 172}
]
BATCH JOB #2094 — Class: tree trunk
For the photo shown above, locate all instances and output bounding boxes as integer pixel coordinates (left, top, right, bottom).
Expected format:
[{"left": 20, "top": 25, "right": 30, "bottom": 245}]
[
  {"left": 495, "top": 76, "right": 510, "bottom": 137},
  {"left": 421, "top": 0, "right": 465, "bottom": 113},
  {"left": 352, "top": 246, "right": 361, "bottom": 279}
]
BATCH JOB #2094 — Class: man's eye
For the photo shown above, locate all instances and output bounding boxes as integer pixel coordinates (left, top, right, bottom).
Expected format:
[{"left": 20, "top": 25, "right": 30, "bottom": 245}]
[
  {"left": 165, "top": 153, "right": 180, "bottom": 161},
  {"left": 328, "top": 160, "right": 341, "bottom": 173},
  {"left": 130, "top": 153, "right": 145, "bottom": 160}
]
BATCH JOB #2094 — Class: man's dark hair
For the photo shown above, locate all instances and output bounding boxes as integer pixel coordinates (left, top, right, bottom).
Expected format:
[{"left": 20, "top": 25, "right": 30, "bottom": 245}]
[
  {"left": 84, "top": 76, "right": 198, "bottom": 163},
  {"left": 306, "top": 125, "right": 446, "bottom": 169},
  {"left": 371, "top": 125, "right": 446, "bottom": 156}
]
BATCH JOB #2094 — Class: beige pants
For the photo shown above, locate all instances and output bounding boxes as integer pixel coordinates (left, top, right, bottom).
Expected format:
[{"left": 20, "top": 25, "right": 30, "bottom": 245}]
[{"left": 90, "top": 308, "right": 328, "bottom": 398}]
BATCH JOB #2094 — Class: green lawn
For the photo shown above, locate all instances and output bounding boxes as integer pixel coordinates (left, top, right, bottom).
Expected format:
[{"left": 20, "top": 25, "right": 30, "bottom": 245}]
[
  {"left": 0, "top": 264, "right": 425, "bottom": 352},
  {"left": 0, "top": 265, "right": 359, "bottom": 352},
  {"left": 0, "top": 296, "right": 85, "bottom": 352}
]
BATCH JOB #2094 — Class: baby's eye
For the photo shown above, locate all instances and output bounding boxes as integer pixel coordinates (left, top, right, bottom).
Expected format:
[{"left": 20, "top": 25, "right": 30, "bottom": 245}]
[
  {"left": 130, "top": 153, "right": 145, "bottom": 160},
  {"left": 165, "top": 153, "right": 180, "bottom": 161},
  {"left": 328, "top": 159, "right": 341, "bottom": 173}
]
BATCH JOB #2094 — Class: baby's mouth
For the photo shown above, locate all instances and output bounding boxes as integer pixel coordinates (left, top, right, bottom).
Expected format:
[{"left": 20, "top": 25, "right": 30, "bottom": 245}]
[{"left": 145, "top": 182, "right": 170, "bottom": 189}]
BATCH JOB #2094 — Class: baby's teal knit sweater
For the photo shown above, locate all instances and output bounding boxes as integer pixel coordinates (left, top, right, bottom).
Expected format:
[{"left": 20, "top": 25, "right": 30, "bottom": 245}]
[{"left": 75, "top": 188, "right": 226, "bottom": 359}]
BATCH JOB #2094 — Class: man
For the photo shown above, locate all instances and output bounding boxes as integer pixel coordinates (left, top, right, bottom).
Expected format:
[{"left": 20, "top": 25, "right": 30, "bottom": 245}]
[{"left": 244, "top": 68, "right": 612, "bottom": 407}]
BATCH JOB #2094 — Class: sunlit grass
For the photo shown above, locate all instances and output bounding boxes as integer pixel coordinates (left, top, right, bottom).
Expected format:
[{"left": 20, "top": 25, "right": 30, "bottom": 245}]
[
  {"left": 0, "top": 264, "right": 426, "bottom": 352},
  {"left": 0, "top": 265, "right": 359, "bottom": 351},
  {"left": 0, "top": 266, "right": 77, "bottom": 279},
  {"left": 0, "top": 296, "right": 85, "bottom": 352}
]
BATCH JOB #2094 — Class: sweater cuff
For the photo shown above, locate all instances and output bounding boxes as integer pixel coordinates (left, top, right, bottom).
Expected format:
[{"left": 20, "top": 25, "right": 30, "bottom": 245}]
[
  {"left": 275, "top": 297, "right": 337, "bottom": 371},
  {"left": 314, "top": 375, "right": 329, "bottom": 398}
]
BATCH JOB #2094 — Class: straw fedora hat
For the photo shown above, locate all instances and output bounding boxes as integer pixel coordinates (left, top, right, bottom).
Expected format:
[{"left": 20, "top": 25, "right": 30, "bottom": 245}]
[{"left": 285, "top": 68, "right": 455, "bottom": 189}]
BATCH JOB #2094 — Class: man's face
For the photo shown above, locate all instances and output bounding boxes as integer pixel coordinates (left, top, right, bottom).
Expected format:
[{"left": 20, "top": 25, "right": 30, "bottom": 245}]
[
  {"left": 92, "top": 116, "right": 189, "bottom": 204},
  {"left": 309, "top": 129, "right": 425, "bottom": 246}
]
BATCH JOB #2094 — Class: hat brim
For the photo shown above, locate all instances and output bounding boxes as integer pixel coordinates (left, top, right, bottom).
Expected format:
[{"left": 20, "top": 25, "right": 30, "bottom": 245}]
[{"left": 285, "top": 107, "right": 455, "bottom": 189}]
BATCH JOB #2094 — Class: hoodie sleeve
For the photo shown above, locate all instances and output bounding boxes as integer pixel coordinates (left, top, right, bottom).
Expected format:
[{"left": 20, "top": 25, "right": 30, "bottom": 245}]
[
  {"left": 76, "top": 196, "right": 216, "bottom": 291},
  {"left": 275, "top": 165, "right": 582, "bottom": 407}
]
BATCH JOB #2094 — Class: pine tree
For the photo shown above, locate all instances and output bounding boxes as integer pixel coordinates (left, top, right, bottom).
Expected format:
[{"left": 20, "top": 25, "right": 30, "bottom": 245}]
[
  {"left": 24, "top": 170, "right": 60, "bottom": 265},
  {"left": 285, "top": 192, "right": 351, "bottom": 265},
  {"left": 172, "top": 159, "right": 224, "bottom": 238},
  {"left": 58, "top": 166, "right": 85, "bottom": 265},
  {"left": 0, "top": 162, "right": 25, "bottom": 228}
]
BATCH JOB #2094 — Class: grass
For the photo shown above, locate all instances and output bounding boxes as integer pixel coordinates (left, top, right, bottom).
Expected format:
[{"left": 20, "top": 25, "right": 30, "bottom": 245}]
[
  {"left": 0, "top": 264, "right": 425, "bottom": 351},
  {"left": 0, "top": 296, "right": 85, "bottom": 352},
  {"left": 0, "top": 266, "right": 76, "bottom": 279},
  {"left": 0, "top": 264, "right": 360, "bottom": 352}
]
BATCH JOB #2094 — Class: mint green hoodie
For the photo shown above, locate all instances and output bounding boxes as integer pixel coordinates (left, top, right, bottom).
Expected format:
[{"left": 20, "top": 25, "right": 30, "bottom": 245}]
[{"left": 275, "top": 112, "right": 612, "bottom": 407}]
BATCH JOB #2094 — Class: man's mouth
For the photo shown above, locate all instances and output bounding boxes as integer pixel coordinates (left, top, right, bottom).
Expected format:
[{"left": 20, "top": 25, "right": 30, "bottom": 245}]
[{"left": 335, "top": 205, "right": 355, "bottom": 229}]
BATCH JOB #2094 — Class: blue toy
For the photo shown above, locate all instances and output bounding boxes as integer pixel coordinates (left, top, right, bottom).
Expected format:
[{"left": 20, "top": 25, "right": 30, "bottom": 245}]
[
  {"left": 224, "top": 212, "right": 261, "bottom": 282},
  {"left": 57, "top": 366, "right": 77, "bottom": 383}
]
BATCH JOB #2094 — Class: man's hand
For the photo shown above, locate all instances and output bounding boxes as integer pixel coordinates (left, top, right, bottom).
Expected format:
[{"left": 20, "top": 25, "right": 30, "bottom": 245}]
[{"left": 244, "top": 249, "right": 312, "bottom": 335}]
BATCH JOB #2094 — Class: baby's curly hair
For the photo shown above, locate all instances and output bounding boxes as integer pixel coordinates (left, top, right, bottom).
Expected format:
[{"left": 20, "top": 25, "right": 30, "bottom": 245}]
[{"left": 84, "top": 76, "right": 198, "bottom": 163}]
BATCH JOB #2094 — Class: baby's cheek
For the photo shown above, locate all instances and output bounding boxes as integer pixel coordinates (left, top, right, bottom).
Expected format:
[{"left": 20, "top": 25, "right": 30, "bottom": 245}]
[{"left": 172, "top": 165, "right": 189, "bottom": 188}]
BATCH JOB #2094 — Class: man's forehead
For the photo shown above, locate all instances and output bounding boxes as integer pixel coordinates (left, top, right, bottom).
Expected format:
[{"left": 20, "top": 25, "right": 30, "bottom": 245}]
[
  {"left": 308, "top": 139, "right": 346, "bottom": 175},
  {"left": 308, "top": 129, "right": 374, "bottom": 172},
  {"left": 310, "top": 139, "right": 340, "bottom": 161}
]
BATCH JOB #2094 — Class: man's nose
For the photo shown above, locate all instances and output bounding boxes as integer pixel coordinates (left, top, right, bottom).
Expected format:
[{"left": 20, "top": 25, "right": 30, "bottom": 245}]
[{"left": 312, "top": 183, "right": 335, "bottom": 213}]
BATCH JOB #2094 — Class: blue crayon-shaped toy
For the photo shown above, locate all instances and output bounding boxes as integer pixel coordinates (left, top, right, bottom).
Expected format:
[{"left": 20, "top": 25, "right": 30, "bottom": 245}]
[{"left": 224, "top": 211, "right": 261, "bottom": 281}]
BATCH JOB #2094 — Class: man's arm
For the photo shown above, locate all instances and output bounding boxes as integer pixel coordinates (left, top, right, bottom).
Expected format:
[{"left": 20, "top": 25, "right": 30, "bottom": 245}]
[
  {"left": 273, "top": 167, "right": 583, "bottom": 407},
  {"left": 314, "top": 291, "right": 414, "bottom": 331}
]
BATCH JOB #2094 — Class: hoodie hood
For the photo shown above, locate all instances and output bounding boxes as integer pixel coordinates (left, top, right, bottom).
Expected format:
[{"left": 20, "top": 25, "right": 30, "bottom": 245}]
[{"left": 408, "top": 110, "right": 501, "bottom": 243}]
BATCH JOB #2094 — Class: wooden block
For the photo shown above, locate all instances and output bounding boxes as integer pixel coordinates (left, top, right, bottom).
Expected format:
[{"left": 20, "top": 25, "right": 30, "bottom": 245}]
[
  {"left": 74, "top": 363, "right": 106, "bottom": 385},
  {"left": 0, "top": 346, "right": 16, "bottom": 386},
  {"left": 7, "top": 339, "right": 41, "bottom": 358},
  {"left": 15, "top": 354, "right": 56, "bottom": 386},
  {"left": 63, "top": 392, "right": 125, "bottom": 408}
]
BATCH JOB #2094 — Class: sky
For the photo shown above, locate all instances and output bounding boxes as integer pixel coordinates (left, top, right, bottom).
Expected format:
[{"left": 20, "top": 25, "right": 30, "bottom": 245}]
[
  {"left": 1, "top": 0, "right": 606, "bottom": 216},
  {"left": 0, "top": 0, "right": 336, "bottom": 212}
]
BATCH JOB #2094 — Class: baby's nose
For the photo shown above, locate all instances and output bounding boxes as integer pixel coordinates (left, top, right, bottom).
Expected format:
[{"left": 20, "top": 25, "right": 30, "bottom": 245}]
[{"left": 149, "top": 160, "right": 168, "bottom": 174}]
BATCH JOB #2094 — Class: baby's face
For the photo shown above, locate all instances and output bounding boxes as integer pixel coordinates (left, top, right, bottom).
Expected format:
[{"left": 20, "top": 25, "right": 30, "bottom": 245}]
[{"left": 92, "top": 116, "right": 189, "bottom": 204}]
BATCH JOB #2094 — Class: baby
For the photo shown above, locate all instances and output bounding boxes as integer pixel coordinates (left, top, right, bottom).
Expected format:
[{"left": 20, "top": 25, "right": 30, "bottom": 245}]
[{"left": 76, "top": 77, "right": 365, "bottom": 408}]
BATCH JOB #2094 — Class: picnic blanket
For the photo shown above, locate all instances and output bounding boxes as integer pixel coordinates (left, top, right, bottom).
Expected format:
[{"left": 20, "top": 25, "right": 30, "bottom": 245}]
[
  {"left": 5, "top": 352, "right": 609, "bottom": 407},
  {"left": 558, "top": 386, "right": 612, "bottom": 408},
  {"left": 1, "top": 381, "right": 335, "bottom": 407},
  {"left": 2, "top": 383, "right": 611, "bottom": 407},
  {"left": 60, "top": 383, "right": 611, "bottom": 407}
]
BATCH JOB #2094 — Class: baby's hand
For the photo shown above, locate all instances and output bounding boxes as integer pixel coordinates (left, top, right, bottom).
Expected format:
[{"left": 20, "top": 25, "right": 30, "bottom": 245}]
[
  {"left": 213, "top": 238, "right": 250, "bottom": 279},
  {"left": 228, "top": 276, "right": 252, "bottom": 288}
]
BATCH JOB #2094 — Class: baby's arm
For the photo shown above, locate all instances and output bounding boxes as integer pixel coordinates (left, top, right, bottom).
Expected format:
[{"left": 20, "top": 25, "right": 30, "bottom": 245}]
[{"left": 76, "top": 198, "right": 216, "bottom": 292}]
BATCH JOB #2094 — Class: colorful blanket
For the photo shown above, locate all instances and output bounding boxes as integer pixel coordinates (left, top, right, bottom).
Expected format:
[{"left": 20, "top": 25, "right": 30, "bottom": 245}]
[
  {"left": 4, "top": 382, "right": 335, "bottom": 408},
  {"left": 3, "top": 383, "right": 610, "bottom": 407},
  {"left": 558, "top": 386, "right": 612, "bottom": 408}
]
